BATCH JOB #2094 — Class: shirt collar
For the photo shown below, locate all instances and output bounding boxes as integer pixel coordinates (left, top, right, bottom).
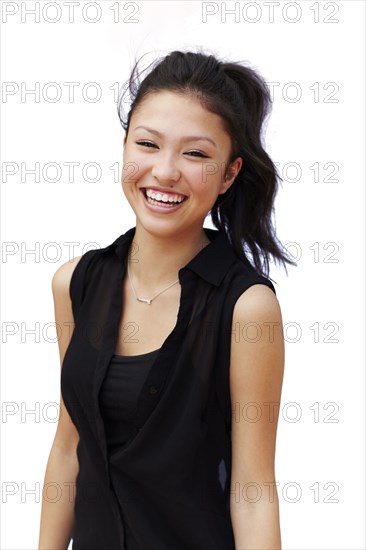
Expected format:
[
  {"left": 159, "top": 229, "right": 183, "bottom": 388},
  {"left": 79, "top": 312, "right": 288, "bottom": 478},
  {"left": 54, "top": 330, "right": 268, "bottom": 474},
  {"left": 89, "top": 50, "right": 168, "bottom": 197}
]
[{"left": 106, "top": 226, "right": 238, "bottom": 287}]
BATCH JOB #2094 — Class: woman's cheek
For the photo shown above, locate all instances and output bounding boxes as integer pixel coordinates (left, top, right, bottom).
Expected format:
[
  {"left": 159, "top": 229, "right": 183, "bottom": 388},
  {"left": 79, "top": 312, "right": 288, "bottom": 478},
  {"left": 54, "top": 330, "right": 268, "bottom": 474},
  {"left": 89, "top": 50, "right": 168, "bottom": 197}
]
[
  {"left": 122, "top": 154, "right": 148, "bottom": 185},
  {"left": 126, "top": 153, "right": 151, "bottom": 180},
  {"left": 122, "top": 163, "right": 139, "bottom": 187},
  {"left": 193, "top": 171, "right": 216, "bottom": 193}
]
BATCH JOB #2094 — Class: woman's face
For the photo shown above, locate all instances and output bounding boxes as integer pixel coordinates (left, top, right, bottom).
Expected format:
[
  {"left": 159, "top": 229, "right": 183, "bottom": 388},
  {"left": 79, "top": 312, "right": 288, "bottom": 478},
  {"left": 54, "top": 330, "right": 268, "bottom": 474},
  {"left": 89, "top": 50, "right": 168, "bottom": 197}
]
[{"left": 121, "top": 90, "right": 242, "bottom": 238}]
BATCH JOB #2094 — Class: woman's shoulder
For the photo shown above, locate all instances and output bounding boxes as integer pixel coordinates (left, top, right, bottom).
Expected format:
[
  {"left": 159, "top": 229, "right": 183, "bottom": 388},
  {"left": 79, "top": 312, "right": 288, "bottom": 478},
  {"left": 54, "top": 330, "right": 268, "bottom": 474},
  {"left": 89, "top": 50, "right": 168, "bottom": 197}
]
[
  {"left": 51, "top": 236, "right": 119, "bottom": 289},
  {"left": 226, "top": 255, "right": 280, "bottom": 322},
  {"left": 52, "top": 256, "right": 83, "bottom": 296},
  {"left": 51, "top": 247, "right": 103, "bottom": 300},
  {"left": 232, "top": 282, "right": 281, "bottom": 328}
]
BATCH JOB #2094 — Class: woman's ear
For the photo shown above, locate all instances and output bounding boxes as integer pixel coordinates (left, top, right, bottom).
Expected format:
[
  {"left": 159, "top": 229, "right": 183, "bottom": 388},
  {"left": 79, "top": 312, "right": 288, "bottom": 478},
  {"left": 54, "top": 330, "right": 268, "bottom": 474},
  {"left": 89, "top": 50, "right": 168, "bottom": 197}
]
[{"left": 219, "top": 156, "right": 243, "bottom": 194}]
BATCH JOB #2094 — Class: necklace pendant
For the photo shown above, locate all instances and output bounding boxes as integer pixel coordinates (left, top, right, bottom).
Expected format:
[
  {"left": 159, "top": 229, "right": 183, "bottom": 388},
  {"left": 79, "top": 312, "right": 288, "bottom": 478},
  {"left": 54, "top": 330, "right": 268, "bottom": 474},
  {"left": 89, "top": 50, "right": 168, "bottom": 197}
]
[{"left": 137, "top": 297, "right": 152, "bottom": 305}]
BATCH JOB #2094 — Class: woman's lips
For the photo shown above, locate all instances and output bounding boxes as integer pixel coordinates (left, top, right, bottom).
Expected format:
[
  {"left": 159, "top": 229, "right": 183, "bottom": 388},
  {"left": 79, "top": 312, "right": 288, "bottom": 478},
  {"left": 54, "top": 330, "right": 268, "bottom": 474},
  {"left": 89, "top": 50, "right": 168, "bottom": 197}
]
[
  {"left": 140, "top": 188, "right": 188, "bottom": 213},
  {"left": 141, "top": 187, "right": 187, "bottom": 200}
]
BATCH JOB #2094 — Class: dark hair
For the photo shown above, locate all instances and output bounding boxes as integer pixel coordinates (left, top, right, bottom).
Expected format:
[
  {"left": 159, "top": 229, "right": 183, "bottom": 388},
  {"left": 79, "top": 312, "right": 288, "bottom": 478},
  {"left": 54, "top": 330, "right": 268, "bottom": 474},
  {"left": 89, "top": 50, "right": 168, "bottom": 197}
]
[{"left": 117, "top": 48, "right": 296, "bottom": 279}]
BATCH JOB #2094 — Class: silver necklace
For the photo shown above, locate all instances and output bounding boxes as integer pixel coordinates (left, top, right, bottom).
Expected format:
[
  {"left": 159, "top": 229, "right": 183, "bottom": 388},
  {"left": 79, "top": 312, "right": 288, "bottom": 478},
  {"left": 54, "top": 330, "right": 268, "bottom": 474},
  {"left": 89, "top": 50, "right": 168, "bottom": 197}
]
[{"left": 127, "top": 261, "right": 179, "bottom": 305}]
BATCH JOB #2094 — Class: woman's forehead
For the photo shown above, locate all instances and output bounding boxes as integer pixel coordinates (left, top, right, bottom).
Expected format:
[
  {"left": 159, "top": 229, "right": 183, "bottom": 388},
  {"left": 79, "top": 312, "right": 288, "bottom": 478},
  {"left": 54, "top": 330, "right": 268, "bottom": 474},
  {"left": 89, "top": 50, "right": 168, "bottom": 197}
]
[{"left": 129, "top": 92, "right": 229, "bottom": 140}]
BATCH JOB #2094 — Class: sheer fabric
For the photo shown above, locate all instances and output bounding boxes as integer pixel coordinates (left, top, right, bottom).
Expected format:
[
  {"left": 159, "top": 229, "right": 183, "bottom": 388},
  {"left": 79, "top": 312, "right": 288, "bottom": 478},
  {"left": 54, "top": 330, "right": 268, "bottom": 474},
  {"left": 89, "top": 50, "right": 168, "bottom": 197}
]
[{"left": 61, "top": 225, "right": 276, "bottom": 549}]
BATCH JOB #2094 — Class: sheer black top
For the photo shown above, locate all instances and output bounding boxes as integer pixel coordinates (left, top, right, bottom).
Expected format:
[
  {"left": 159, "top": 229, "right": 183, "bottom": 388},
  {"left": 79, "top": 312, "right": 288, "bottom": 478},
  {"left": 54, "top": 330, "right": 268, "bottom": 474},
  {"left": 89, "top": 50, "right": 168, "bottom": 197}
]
[{"left": 61, "top": 225, "right": 276, "bottom": 550}]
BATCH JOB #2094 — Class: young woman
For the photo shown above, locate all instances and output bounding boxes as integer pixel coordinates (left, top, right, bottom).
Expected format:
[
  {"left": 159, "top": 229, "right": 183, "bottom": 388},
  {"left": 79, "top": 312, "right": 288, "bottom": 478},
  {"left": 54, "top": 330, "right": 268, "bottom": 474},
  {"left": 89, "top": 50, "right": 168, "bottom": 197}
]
[{"left": 38, "top": 49, "right": 294, "bottom": 550}]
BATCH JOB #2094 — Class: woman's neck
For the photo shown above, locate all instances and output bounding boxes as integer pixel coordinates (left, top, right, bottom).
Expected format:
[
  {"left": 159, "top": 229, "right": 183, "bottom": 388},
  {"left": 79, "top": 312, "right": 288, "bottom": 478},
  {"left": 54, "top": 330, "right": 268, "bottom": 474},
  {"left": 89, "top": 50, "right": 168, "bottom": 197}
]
[{"left": 125, "top": 224, "right": 211, "bottom": 289}]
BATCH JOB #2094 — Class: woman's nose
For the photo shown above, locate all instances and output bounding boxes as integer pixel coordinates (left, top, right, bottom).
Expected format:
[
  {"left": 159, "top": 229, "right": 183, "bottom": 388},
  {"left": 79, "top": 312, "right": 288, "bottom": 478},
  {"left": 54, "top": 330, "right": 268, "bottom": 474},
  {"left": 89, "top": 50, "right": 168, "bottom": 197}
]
[{"left": 151, "top": 153, "right": 181, "bottom": 183}]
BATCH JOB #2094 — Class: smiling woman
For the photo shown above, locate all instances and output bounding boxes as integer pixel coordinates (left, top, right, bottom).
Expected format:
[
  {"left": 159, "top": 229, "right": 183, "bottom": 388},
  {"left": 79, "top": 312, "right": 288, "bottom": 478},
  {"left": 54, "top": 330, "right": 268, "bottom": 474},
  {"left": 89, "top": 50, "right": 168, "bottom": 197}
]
[
  {"left": 121, "top": 90, "right": 243, "bottom": 246},
  {"left": 38, "top": 49, "right": 295, "bottom": 550}
]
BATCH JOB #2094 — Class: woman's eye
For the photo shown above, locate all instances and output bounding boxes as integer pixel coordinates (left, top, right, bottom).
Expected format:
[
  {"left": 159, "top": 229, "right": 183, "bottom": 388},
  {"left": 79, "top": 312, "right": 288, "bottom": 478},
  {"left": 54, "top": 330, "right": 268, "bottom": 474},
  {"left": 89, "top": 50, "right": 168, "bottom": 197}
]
[
  {"left": 136, "top": 140, "right": 157, "bottom": 148},
  {"left": 135, "top": 141, "right": 209, "bottom": 158},
  {"left": 184, "top": 151, "right": 209, "bottom": 158}
]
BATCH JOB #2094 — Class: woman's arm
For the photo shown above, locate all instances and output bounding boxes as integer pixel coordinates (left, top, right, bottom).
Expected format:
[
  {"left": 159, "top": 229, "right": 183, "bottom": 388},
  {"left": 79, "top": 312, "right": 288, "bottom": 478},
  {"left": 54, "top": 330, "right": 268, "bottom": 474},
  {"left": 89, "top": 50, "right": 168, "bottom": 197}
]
[
  {"left": 229, "top": 284, "right": 285, "bottom": 550},
  {"left": 38, "top": 257, "right": 82, "bottom": 550}
]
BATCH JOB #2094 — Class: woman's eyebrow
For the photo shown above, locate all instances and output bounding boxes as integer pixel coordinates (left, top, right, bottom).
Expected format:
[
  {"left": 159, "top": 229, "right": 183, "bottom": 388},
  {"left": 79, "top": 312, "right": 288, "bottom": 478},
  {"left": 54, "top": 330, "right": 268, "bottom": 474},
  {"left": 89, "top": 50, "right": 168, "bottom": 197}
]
[{"left": 133, "top": 125, "right": 217, "bottom": 148}]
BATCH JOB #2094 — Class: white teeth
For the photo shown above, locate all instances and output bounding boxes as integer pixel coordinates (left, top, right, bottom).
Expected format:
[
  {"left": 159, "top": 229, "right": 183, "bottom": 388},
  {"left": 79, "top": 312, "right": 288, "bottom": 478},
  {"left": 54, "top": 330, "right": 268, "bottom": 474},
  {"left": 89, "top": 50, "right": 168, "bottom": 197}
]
[{"left": 145, "top": 188, "right": 186, "bottom": 203}]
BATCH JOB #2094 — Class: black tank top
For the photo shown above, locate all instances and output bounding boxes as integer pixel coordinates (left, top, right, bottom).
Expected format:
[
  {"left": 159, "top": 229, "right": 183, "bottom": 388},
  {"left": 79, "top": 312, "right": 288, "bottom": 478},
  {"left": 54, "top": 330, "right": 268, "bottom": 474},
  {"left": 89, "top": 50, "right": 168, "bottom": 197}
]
[{"left": 99, "top": 348, "right": 160, "bottom": 455}]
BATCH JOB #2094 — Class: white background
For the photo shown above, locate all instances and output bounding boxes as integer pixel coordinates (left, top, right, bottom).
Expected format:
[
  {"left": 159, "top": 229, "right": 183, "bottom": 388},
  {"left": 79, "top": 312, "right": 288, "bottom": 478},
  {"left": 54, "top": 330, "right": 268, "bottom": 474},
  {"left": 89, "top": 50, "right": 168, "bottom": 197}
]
[{"left": 1, "top": 1, "right": 365, "bottom": 548}]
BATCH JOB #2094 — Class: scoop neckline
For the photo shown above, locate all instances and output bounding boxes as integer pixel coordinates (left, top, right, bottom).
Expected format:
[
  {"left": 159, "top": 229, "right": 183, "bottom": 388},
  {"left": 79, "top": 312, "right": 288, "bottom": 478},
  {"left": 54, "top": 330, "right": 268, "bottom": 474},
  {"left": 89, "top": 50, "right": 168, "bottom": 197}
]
[{"left": 112, "top": 347, "right": 161, "bottom": 359}]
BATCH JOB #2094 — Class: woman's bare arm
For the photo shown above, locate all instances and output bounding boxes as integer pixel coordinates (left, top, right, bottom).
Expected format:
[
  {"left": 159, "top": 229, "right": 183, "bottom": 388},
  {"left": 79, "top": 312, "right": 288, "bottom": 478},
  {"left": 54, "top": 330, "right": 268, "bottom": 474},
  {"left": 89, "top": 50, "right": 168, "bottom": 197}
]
[
  {"left": 38, "top": 257, "right": 82, "bottom": 550},
  {"left": 229, "top": 284, "right": 284, "bottom": 550}
]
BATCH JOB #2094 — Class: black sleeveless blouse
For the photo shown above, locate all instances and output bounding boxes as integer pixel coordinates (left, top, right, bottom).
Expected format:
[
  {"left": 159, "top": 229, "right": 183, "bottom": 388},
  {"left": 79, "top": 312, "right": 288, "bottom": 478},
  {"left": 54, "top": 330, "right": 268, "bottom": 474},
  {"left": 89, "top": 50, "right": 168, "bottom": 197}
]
[{"left": 60, "top": 225, "right": 276, "bottom": 549}]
